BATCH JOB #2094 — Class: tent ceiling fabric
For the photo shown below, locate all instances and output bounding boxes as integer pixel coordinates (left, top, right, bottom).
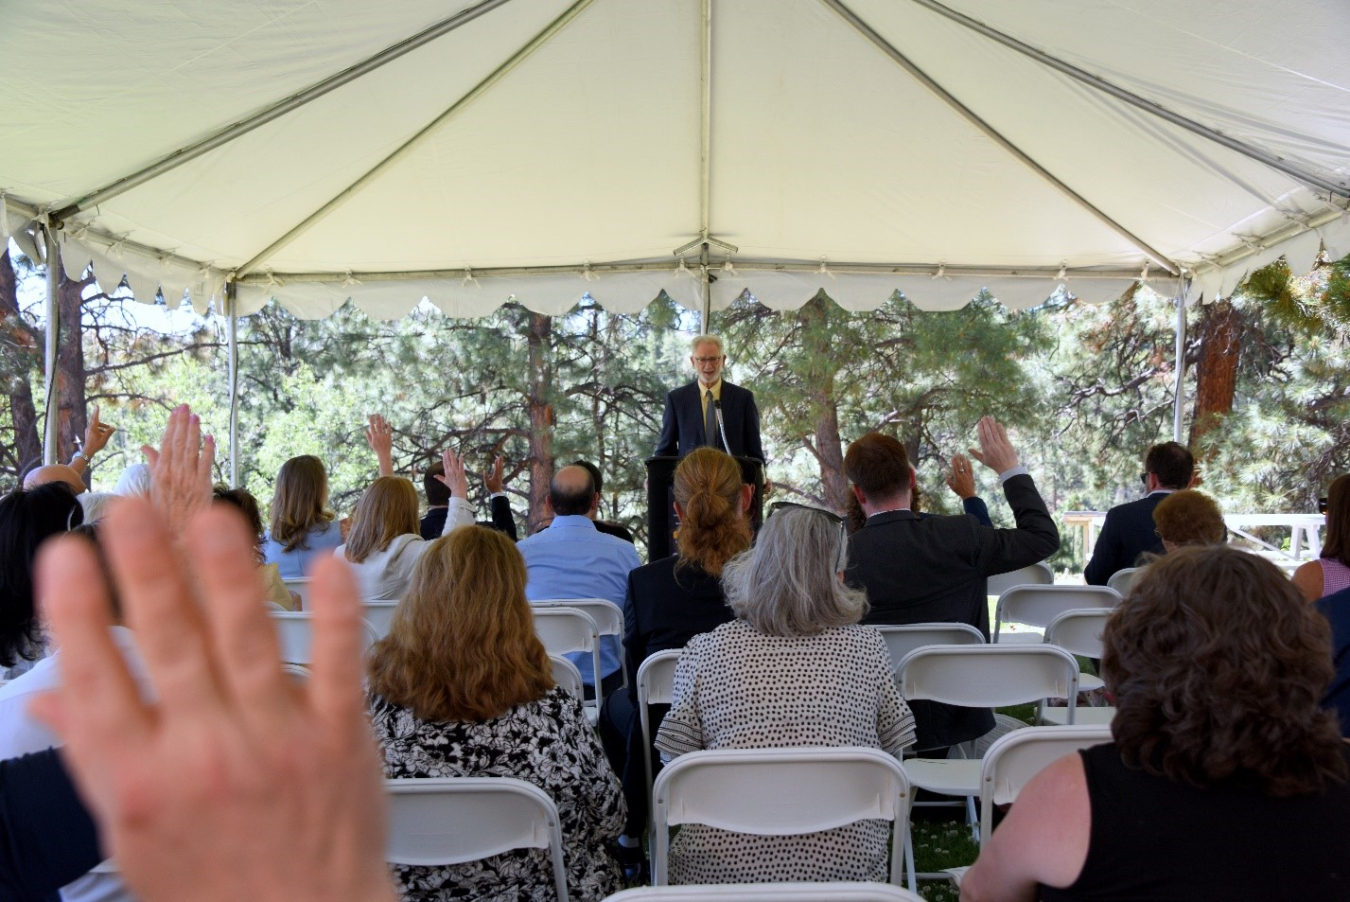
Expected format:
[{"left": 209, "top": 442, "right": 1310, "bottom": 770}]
[{"left": 1, "top": 0, "right": 1347, "bottom": 319}]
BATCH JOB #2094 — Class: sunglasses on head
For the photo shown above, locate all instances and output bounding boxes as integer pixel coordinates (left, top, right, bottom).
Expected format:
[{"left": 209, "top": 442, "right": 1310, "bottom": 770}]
[{"left": 768, "top": 501, "right": 848, "bottom": 568}]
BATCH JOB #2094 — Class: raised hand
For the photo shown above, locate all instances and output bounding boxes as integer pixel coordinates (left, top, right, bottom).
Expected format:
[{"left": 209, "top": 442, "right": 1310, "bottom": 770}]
[
  {"left": 81, "top": 405, "right": 117, "bottom": 458},
  {"left": 142, "top": 404, "right": 215, "bottom": 535},
  {"left": 435, "top": 447, "right": 470, "bottom": 500},
  {"left": 32, "top": 498, "right": 396, "bottom": 902},
  {"left": 946, "top": 453, "right": 977, "bottom": 499},
  {"left": 967, "top": 415, "right": 1020, "bottom": 474},
  {"left": 364, "top": 414, "right": 394, "bottom": 477},
  {"left": 484, "top": 456, "right": 505, "bottom": 495}
]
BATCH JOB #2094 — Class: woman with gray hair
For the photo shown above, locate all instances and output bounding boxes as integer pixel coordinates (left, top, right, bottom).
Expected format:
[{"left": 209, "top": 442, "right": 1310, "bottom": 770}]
[{"left": 653, "top": 504, "right": 916, "bottom": 884}]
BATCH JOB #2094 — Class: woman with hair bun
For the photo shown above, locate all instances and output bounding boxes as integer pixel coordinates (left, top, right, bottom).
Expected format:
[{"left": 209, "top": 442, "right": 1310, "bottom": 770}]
[{"left": 599, "top": 447, "right": 753, "bottom": 849}]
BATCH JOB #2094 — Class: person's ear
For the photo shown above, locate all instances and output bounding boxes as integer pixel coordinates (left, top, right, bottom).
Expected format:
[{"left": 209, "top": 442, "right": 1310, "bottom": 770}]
[
  {"left": 850, "top": 484, "right": 867, "bottom": 505},
  {"left": 673, "top": 501, "right": 685, "bottom": 522},
  {"left": 740, "top": 484, "right": 754, "bottom": 515},
  {"left": 544, "top": 496, "right": 555, "bottom": 516},
  {"left": 909, "top": 468, "right": 917, "bottom": 490},
  {"left": 590, "top": 492, "right": 601, "bottom": 516}
]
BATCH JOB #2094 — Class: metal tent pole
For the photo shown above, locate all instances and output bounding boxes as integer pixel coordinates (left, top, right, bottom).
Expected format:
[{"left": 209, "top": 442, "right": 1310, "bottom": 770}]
[
  {"left": 226, "top": 282, "right": 241, "bottom": 487},
  {"left": 42, "top": 226, "right": 59, "bottom": 465},
  {"left": 699, "top": 243, "right": 712, "bottom": 330},
  {"left": 1172, "top": 280, "right": 1190, "bottom": 443}
]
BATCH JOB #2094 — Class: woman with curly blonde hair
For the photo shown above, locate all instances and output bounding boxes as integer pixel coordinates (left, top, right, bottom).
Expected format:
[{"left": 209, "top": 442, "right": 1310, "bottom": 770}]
[
  {"left": 367, "top": 526, "right": 624, "bottom": 902},
  {"left": 962, "top": 545, "right": 1350, "bottom": 901}
]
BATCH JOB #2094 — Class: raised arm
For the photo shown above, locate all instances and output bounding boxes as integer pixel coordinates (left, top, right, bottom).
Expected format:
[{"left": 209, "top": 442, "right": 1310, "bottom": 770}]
[
  {"left": 434, "top": 447, "right": 474, "bottom": 534},
  {"left": 71, "top": 406, "right": 117, "bottom": 476},
  {"left": 364, "top": 414, "right": 394, "bottom": 478}
]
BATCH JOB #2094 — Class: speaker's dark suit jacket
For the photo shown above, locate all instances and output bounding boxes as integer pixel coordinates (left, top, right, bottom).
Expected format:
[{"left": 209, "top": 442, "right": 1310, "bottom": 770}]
[
  {"left": 844, "top": 473, "right": 1059, "bottom": 751},
  {"left": 654, "top": 380, "right": 764, "bottom": 462},
  {"left": 1083, "top": 492, "right": 1169, "bottom": 586}
]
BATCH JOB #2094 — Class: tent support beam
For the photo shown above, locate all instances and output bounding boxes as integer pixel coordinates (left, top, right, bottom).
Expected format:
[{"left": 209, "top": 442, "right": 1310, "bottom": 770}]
[
  {"left": 699, "top": 0, "right": 713, "bottom": 250},
  {"left": 235, "top": 0, "right": 595, "bottom": 279},
  {"left": 237, "top": 259, "right": 1154, "bottom": 284},
  {"left": 1172, "top": 280, "right": 1189, "bottom": 444},
  {"left": 905, "top": 0, "right": 1350, "bottom": 200},
  {"left": 49, "top": 0, "right": 518, "bottom": 223},
  {"left": 42, "top": 225, "right": 59, "bottom": 465},
  {"left": 820, "top": 0, "right": 1180, "bottom": 275},
  {"left": 226, "top": 282, "right": 240, "bottom": 488},
  {"left": 700, "top": 243, "right": 711, "bottom": 329}
]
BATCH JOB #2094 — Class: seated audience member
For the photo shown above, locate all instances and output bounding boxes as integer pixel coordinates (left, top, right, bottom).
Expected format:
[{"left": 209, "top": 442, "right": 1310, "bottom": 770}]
[
  {"left": 0, "top": 482, "right": 84, "bottom": 680},
  {"left": 601, "top": 447, "right": 750, "bottom": 843},
  {"left": 262, "top": 454, "right": 344, "bottom": 578},
  {"left": 0, "top": 748, "right": 102, "bottom": 901},
  {"left": 367, "top": 526, "right": 623, "bottom": 901},
  {"left": 336, "top": 450, "right": 474, "bottom": 600},
  {"left": 213, "top": 485, "right": 296, "bottom": 609},
  {"left": 32, "top": 487, "right": 400, "bottom": 902},
  {"left": 843, "top": 417, "right": 1058, "bottom": 753},
  {"left": 1294, "top": 474, "right": 1350, "bottom": 602},
  {"left": 1083, "top": 440, "right": 1195, "bottom": 585},
  {"left": 23, "top": 407, "right": 116, "bottom": 493},
  {"left": 78, "top": 491, "right": 117, "bottom": 524},
  {"left": 0, "top": 405, "right": 210, "bottom": 902},
  {"left": 1316, "top": 585, "right": 1350, "bottom": 737},
  {"left": 847, "top": 455, "right": 995, "bottom": 532},
  {"left": 112, "top": 461, "right": 152, "bottom": 496},
  {"left": 517, "top": 465, "right": 641, "bottom": 695},
  {"left": 573, "top": 458, "right": 636, "bottom": 543},
  {"left": 421, "top": 454, "right": 517, "bottom": 540},
  {"left": 962, "top": 545, "right": 1350, "bottom": 901},
  {"left": 655, "top": 506, "right": 916, "bottom": 884},
  {"left": 1152, "top": 488, "right": 1226, "bottom": 551}
]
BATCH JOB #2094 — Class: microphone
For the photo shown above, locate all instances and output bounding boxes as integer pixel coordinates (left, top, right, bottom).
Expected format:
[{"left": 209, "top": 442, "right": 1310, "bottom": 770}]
[{"left": 714, "top": 399, "right": 731, "bottom": 453}]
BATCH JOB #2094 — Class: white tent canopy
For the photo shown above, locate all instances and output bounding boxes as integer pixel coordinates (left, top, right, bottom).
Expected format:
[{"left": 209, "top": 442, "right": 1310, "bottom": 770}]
[{"left": 2, "top": 0, "right": 1348, "bottom": 321}]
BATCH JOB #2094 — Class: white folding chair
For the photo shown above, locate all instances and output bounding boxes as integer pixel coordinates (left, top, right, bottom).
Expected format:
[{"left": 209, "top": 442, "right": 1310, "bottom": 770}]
[
  {"left": 603, "top": 882, "right": 926, "bottom": 901},
  {"left": 984, "top": 561, "right": 1053, "bottom": 599},
  {"left": 896, "top": 644, "right": 1080, "bottom": 847},
  {"left": 531, "top": 607, "right": 603, "bottom": 720},
  {"left": 1106, "top": 567, "right": 1140, "bottom": 596},
  {"left": 637, "top": 650, "right": 684, "bottom": 806},
  {"left": 385, "top": 777, "right": 569, "bottom": 902},
  {"left": 270, "top": 611, "right": 378, "bottom": 665},
  {"left": 549, "top": 654, "right": 586, "bottom": 702},
  {"left": 1041, "top": 609, "right": 1116, "bottom": 724},
  {"left": 361, "top": 601, "right": 399, "bottom": 638},
  {"left": 651, "top": 747, "right": 912, "bottom": 891},
  {"left": 281, "top": 576, "right": 312, "bottom": 607},
  {"left": 873, "top": 623, "right": 984, "bottom": 671},
  {"left": 534, "top": 598, "right": 627, "bottom": 688},
  {"left": 993, "top": 585, "right": 1121, "bottom": 644},
  {"left": 977, "top": 724, "right": 1112, "bottom": 845}
]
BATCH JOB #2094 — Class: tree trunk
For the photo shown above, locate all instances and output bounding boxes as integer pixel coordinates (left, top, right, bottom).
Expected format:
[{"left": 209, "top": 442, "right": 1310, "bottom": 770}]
[
  {"left": 1188, "top": 299, "right": 1243, "bottom": 451},
  {"left": 800, "top": 297, "right": 848, "bottom": 512},
  {"left": 526, "top": 312, "right": 553, "bottom": 533},
  {"left": 0, "top": 249, "right": 42, "bottom": 478},
  {"left": 54, "top": 248, "right": 91, "bottom": 480}
]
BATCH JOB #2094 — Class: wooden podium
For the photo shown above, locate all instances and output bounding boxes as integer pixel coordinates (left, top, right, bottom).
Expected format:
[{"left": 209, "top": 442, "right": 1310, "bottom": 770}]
[{"left": 645, "top": 455, "right": 765, "bottom": 562}]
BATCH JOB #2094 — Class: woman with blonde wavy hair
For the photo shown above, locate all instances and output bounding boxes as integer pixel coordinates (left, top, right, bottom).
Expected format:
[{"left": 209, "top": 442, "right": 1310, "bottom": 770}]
[
  {"left": 598, "top": 448, "right": 753, "bottom": 848},
  {"left": 367, "top": 526, "right": 624, "bottom": 902},
  {"left": 334, "top": 448, "right": 474, "bottom": 600}
]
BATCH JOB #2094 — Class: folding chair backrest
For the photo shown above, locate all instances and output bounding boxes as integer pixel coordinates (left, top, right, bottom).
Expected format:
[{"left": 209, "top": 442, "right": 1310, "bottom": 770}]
[
  {"left": 361, "top": 601, "right": 399, "bottom": 638},
  {"left": 1106, "top": 567, "right": 1140, "bottom": 596},
  {"left": 531, "top": 607, "right": 602, "bottom": 704},
  {"left": 985, "top": 562, "right": 1054, "bottom": 598},
  {"left": 636, "top": 649, "right": 684, "bottom": 803},
  {"left": 385, "top": 776, "right": 569, "bottom": 902},
  {"left": 601, "top": 882, "right": 926, "bottom": 901},
  {"left": 534, "top": 598, "right": 623, "bottom": 638},
  {"left": 994, "top": 585, "right": 1121, "bottom": 641},
  {"left": 281, "top": 577, "right": 312, "bottom": 607},
  {"left": 873, "top": 623, "right": 984, "bottom": 671},
  {"left": 651, "top": 747, "right": 910, "bottom": 887},
  {"left": 549, "top": 655, "right": 585, "bottom": 702},
  {"left": 978, "top": 725, "right": 1113, "bottom": 844},
  {"left": 270, "top": 611, "right": 378, "bottom": 665},
  {"left": 1042, "top": 609, "right": 1111, "bottom": 660},
  {"left": 896, "top": 645, "right": 1080, "bottom": 716}
]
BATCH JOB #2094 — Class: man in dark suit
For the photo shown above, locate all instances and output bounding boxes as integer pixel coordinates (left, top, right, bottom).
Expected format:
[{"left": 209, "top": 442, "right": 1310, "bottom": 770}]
[
  {"left": 1083, "top": 441, "right": 1194, "bottom": 586},
  {"left": 843, "top": 418, "right": 1060, "bottom": 753},
  {"left": 654, "top": 334, "right": 764, "bottom": 463}
]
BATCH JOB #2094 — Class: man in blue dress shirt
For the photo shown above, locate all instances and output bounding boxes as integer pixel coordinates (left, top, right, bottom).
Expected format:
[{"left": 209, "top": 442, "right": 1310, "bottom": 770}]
[{"left": 517, "top": 464, "right": 641, "bottom": 696}]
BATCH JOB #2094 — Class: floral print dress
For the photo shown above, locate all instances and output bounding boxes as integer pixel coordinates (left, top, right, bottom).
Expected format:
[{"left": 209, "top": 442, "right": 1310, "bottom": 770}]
[{"left": 369, "top": 687, "right": 625, "bottom": 901}]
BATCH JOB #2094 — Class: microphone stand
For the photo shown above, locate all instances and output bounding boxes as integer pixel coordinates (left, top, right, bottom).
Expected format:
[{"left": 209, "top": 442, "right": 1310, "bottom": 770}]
[{"left": 714, "top": 399, "right": 731, "bottom": 453}]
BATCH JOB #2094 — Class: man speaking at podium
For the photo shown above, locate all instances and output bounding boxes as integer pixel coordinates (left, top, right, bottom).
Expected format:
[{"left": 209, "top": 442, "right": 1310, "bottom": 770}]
[{"left": 654, "top": 334, "right": 764, "bottom": 463}]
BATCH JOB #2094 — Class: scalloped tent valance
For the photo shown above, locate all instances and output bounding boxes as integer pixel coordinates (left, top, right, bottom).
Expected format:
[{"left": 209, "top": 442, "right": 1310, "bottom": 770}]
[{"left": 1, "top": 0, "right": 1348, "bottom": 320}]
